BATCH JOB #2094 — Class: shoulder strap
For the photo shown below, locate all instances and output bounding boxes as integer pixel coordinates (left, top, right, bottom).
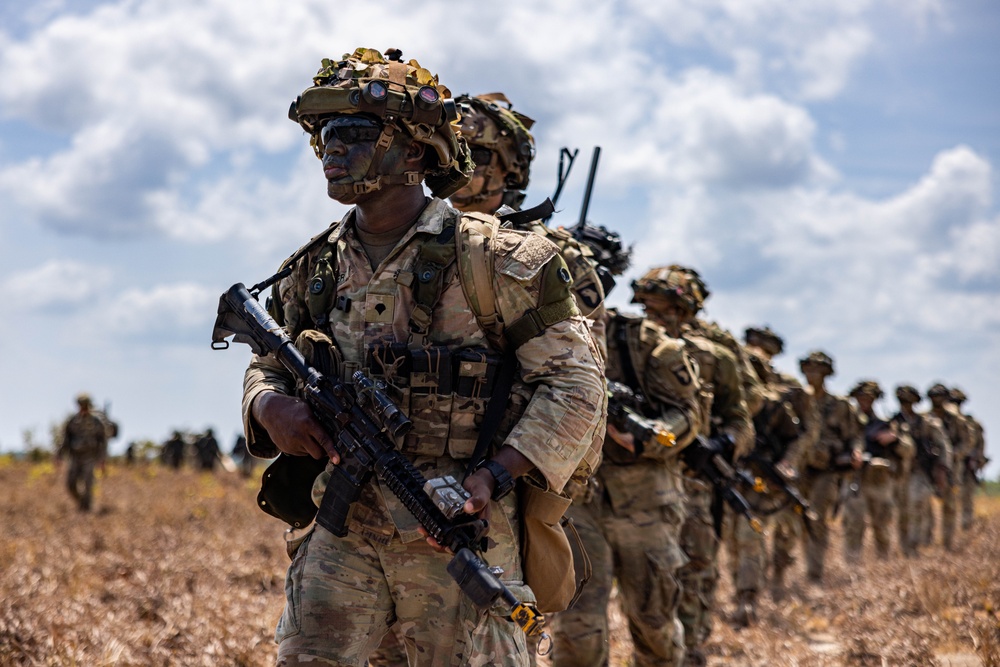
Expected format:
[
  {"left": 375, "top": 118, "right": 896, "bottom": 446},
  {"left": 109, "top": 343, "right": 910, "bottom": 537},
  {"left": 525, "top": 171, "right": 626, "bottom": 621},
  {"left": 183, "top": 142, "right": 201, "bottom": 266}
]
[{"left": 456, "top": 213, "right": 506, "bottom": 350}]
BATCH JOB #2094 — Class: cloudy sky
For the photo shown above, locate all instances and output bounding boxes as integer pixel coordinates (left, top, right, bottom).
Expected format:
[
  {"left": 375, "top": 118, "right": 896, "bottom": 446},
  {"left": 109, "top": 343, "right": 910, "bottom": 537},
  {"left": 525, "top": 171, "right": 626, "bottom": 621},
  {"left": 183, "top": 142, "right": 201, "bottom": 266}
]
[{"left": 1, "top": 0, "right": 997, "bottom": 475}]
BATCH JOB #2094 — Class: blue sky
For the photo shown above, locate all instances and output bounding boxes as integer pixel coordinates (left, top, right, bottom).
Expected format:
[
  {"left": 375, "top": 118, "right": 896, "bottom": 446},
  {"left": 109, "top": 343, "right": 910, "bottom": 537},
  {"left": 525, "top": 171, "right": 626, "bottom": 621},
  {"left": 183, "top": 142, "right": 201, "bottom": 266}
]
[{"left": 1, "top": 0, "right": 997, "bottom": 476}]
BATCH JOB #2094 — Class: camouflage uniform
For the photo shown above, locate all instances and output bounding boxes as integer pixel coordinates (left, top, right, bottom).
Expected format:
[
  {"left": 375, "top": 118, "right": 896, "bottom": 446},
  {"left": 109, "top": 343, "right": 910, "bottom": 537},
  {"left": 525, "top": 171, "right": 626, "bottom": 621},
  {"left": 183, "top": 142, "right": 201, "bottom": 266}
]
[
  {"left": 628, "top": 265, "right": 752, "bottom": 666},
  {"left": 842, "top": 381, "right": 914, "bottom": 562},
  {"left": 797, "top": 352, "right": 863, "bottom": 584},
  {"left": 245, "top": 50, "right": 606, "bottom": 667},
  {"left": 58, "top": 394, "right": 111, "bottom": 511},
  {"left": 891, "top": 386, "right": 951, "bottom": 557},
  {"left": 952, "top": 389, "right": 986, "bottom": 531},
  {"left": 732, "top": 327, "right": 819, "bottom": 604},
  {"left": 926, "top": 384, "right": 969, "bottom": 551}
]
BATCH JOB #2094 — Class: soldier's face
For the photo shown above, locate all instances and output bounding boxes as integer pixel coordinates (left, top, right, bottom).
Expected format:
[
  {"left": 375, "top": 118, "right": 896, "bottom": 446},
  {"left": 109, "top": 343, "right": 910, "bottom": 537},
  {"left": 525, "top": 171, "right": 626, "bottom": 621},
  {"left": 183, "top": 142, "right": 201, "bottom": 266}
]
[
  {"left": 638, "top": 295, "right": 688, "bottom": 331},
  {"left": 802, "top": 366, "right": 827, "bottom": 386},
  {"left": 855, "top": 394, "right": 875, "bottom": 413},
  {"left": 320, "top": 115, "right": 407, "bottom": 203}
]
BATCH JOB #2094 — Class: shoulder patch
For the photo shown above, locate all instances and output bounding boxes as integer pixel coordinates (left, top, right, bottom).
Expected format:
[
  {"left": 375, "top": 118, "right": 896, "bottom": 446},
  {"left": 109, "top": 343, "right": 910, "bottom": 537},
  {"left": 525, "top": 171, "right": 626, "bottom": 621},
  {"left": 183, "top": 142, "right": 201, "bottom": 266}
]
[{"left": 496, "top": 230, "right": 559, "bottom": 282}]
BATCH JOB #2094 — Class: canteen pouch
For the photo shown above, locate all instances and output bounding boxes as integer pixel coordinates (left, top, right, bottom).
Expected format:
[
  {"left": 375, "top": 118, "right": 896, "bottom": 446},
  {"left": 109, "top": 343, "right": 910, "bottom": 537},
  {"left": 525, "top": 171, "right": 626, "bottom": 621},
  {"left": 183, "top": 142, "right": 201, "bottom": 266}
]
[{"left": 257, "top": 454, "right": 329, "bottom": 529}]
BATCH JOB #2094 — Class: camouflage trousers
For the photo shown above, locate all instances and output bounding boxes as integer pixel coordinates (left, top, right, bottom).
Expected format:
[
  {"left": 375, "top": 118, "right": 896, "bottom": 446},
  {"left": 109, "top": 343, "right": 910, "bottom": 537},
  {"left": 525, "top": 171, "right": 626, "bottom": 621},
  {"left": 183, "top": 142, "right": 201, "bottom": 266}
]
[
  {"left": 549, "top": 495, "right": 687, "bottom": 667},
  {"left": 724, "top": 504, "right": 801, "bottom": 597},
  {"left": 677, "top": 482, "right": 719, "bottom": 653},
  {"left": 799, "top": 470, "right": 841, "bottom": 582},
  {"left": 841, "top": 467, "right": 894, "bottom": 563},
  {"left": 66, "top": 456, "right": 99, "bottom": 511},
  {"left": 276, "top": 520, "right": 531, "bottom": 667},
  {"left": 940, "top": 482, "right": 957, "bottom": 550},
  {"left": 893, "top": 472, "right": 910, "bottom": 548},
  {"left": 904, "top": 468, "right": 935, "bottom": 556},
  {"left": 960, "top": 477, "right": 976, "bottom": 531}
]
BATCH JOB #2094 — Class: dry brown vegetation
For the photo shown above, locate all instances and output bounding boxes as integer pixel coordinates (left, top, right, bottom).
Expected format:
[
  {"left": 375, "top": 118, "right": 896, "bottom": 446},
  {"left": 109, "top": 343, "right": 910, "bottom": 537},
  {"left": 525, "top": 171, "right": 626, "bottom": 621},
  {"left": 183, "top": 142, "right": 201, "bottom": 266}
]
[{"left": 2, "top": 457, "right": 998, "bottom": 666}]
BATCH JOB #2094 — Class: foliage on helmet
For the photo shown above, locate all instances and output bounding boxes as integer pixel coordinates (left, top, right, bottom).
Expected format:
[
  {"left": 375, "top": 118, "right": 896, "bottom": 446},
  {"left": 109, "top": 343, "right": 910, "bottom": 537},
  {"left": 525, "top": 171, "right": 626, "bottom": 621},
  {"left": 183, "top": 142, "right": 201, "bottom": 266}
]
[
  {"left": 744, "top": 325, "right": 784, "bottom": 356},
  {"left": 849, "top": 379, "right": 883, "bottom": 399},
  {"left": 76, "top": 392, "right": 93, "bottom": 407},
  {"left": 895, "top": 385, "right": 921, "bottom": 403},
  {"left": 798, "top": 350, "right": 835, "bottom": 376},
  {"left": 630, "top": 264, "right": 710, "bottom": 313},
  {"left": 288, "top": 47, "right": 473, "bottom": 198}
]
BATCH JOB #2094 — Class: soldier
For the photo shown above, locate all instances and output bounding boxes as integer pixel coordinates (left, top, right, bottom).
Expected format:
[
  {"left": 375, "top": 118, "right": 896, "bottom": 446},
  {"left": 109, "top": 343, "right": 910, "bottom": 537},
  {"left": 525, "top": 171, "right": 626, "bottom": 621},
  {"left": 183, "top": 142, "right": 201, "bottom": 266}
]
[
  {"left": 891, "top": 385, "right": 950, "bottom": 557},
  {"left": 548, "top": 306, "right": 705, "bottom": 667},
  {"left": 736, "top": 326, "right": 819, "bottom": 604},
  {"left": 195, "top": 428, "right": 220, "bottom": 471},
  {"left": 629, "top": 265, "right": 753, "bottom": 666},
  {"left": 797, "top": 351, "right": 863, "bottom": 585},
  {"left": 842, "top": 381, "right": 914, "bottom": 562},
  {"left": 926, "top": 383, "right": 970, "bottom": 551},
  {"left": 242, "top": 48, "right": 605, "bottom": 666},
  {"left": 56, "top": 393, "right": 112, "bottom": 512},
  {"left": 951, "top": 388, "right": 987, "bottom": 531},
  {"left": 448, "top": 92, "right": 615, "bottom": 358},
  {"left": 162, "top": 430, "right": 186, "bottom": 469}
]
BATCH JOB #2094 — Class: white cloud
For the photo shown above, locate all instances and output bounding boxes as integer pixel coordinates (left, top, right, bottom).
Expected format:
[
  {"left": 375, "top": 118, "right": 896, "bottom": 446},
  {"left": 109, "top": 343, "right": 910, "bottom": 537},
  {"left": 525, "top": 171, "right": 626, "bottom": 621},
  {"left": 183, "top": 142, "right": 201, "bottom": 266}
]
[
  {"left": 99, "top": 282, "right": 218, "bottom": 339},
  {"left": 3, "top": 259, "right": 112, "bottom": 310}
]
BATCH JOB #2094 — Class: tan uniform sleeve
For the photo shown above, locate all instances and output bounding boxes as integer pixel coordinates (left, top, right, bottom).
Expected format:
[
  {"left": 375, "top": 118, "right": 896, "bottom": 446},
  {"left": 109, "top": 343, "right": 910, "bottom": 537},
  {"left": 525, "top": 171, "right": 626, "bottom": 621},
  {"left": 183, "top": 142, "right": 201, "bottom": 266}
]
[
  {"left": 782, "top": 386, "right": 819, "bottom": 469},
  {"left": 712, "top": 346, "right": 755, "bottom": 458},
  {"left": 642, "top": 338, "right": 705, "bottom": 460},
  {"left": 493, "top": 233, "right": 607, "bottom": 492},
  {"left": 242, "top": 352, "right": 296, "bottom": 459}
]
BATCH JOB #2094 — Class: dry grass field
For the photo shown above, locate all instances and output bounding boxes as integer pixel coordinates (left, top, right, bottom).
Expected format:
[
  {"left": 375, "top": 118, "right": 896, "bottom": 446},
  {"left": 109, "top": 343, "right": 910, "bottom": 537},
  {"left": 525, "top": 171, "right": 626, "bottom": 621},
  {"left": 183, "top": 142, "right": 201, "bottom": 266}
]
[{"left": 2, "top": 457, "right": 998, "bottom": 666}]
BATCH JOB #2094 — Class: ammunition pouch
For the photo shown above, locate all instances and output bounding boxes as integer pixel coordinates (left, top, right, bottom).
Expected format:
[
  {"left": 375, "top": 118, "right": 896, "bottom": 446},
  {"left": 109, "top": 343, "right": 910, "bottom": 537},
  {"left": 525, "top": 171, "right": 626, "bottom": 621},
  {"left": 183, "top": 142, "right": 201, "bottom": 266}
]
[{"left": 257, "top": 454, "right": 328, "bottom": 529}]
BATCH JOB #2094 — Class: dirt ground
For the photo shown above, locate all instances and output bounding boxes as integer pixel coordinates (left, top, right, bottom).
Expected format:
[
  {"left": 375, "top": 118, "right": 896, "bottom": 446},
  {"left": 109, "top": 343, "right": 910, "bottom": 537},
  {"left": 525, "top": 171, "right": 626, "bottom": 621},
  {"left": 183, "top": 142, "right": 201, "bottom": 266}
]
[{"left": 2, "top": 458, "right": 998, "bottom": 666}]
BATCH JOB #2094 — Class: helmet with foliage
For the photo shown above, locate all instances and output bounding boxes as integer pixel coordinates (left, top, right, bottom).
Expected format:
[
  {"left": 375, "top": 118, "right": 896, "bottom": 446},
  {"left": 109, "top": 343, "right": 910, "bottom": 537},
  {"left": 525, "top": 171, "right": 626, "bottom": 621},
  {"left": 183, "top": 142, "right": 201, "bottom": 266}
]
[
  {"left": 744, "top": 325, "right": 784, "bottom": 356},
  {"left": 895, "top": 385, "right": 921, "bottom": 403},
  {"left": 799, "top": 350, "right": 835, "bottom": 376},
  {"left": 927, "top": 383, "right": 951, "bottom": 399},
  {"left": 450, "top": 92, "right": 536, "bottom": 209},
  {"left": 630, "top": 264, "right": 710, "bottom": 314},
  {"left": 76, "top": 393, "right": 93, "bottom": 408},
  {"left": 288, "top": 47, "right": 473, "bottom": 198},
  {"left": 849, "top": 379, "right": 884, "bottom": 400},
  {"left": 949, "top": 387, "right": 967, "bottom": 404}
]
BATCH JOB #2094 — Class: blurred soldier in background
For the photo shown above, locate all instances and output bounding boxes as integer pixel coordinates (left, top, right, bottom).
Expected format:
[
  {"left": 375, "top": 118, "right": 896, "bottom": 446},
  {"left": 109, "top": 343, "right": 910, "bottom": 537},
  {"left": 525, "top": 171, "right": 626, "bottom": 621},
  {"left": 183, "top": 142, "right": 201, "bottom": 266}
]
[
  {"left": 797, "top": 351, "right": 862, "bottom": 585},
  {"left": 951, "top": 388, "right": 987, "bottom": 531},
  {"left": 927, "top": 383, "right": 970, "bottom": 551},
  {"left": 232, "top": 434, "right": 254, "bottom": 477},
  {"left": 56, "top": 393, "right": 114, "bottom": 511},
  {"left": 891, "top": 385, "right": 950, "bottom": 557},
  {"left": 162, "top": 430, "right": 186, "bottom": 470},
  {"left": 194, "top": 428, "right": 220, "bottom": 471},
  {"left": 843, "top": 380, "right": 913, "bottom": 562},
  {"left": 735, "top": 326, "right": 818, "bottom": 605},
  {"left": 630, "top": 265, "right": 753, "bottom": 667}
]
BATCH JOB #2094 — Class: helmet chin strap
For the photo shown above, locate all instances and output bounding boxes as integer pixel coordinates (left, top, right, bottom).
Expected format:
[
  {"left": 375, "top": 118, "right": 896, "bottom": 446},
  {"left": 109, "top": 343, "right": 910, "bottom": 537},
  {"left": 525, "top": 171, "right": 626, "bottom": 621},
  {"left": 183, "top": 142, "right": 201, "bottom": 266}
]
[
  {"left": 450, "top": 152, "right": 505, "bottom": 206},
  {"left": 327, "top": 116, "right": 424, "bottom": 197}
]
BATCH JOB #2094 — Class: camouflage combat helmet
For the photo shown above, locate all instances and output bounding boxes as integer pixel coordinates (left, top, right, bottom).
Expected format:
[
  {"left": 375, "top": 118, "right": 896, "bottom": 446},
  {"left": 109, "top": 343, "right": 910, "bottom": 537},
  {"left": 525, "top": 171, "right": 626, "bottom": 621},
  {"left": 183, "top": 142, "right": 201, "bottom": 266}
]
[
  {"left": 76, "top": 393, "right": 93, "bottom": 408},
  {"left": 799, "top": 350, "right": 835, "bottom": 376},
  {"left": 849, "top": 379, "right": 884, "bottom": 400},
  {"left": 927, "top": 383, "right": 951, "bottom": 399},
  {"left": 895, "top": 385, "right": 921, "bottom": 403},
  {"left": 288, "top": 47, "right": 473, "bottom": 198},
  {"left": 450, "top": 93, "right": 535, "bottom": 209},
  {"left": 744, "top": 325, "right": 784, "bottom": 356},
  {"left": 630, "top": 264, "right": 710, "bottom": 314},
  {"left": 949, "top": 387, "right": 967, "bottom": 404}
]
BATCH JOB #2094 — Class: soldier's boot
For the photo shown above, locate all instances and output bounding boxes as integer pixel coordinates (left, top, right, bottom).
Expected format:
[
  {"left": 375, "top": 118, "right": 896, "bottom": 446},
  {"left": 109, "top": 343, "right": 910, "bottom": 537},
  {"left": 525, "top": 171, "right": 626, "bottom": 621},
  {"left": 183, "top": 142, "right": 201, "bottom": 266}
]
[{"left": 733, "top": 590, "right": 758, "bottom": 628}]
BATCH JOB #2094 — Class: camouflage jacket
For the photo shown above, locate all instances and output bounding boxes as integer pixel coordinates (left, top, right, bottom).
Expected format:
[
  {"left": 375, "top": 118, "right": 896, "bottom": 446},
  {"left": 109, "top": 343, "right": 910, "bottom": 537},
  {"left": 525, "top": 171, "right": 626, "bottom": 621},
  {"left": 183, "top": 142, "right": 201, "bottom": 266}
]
[
  {"left": 746, "top": 350, "right": 819, "bottom": 469},
  {"left": 858, "top": 410, "right": 915, "bottom": 475},
  {"left": 680, "top": 329, "right": 754, "bottom": 458},
  {"left": 893, "top": 411, "right": 951, "bottom": 476},
  {"left": 243, "top": 198, "right": 607, "bottom": 543},
  {"left": 692, "top": 318, "right": 765, "bottom": 417},
  {"left": 524, "top": 222, "right": 608, "bottom": 361},
  {"left": 599, "top": 312, "right": 704, "bottom": 516},
  {"left": 804, "top": 390, "right": 862, "bottom": 471},
  {"left": 59, "top": 412, "right": 110, "bottom": 461}
]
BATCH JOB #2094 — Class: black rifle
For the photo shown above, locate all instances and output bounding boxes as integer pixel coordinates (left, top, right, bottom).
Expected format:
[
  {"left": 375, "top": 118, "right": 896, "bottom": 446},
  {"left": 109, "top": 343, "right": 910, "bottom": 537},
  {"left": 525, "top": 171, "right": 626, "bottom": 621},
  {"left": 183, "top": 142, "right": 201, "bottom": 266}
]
[
  {"left": 211, "top": 277, "right": 547, "bottom": 643},
  {"left": 682, "top": 435, "right": 764, "bottom": 536},
  {"left": 606, "top": 381, "right": 677, "bottom": 458},
  {"left": 741, "top": 451, "right": 819, "bottom": 535},
  {"left": 545, "top": 147, "right": 579, "bottom": 220}
]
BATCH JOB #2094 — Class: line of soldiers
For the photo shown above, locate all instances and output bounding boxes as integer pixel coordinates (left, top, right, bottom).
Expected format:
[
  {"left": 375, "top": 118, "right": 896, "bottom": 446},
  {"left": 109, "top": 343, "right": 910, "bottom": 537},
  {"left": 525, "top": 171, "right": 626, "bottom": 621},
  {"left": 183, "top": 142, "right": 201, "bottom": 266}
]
[{"left": 229, "top": 47, "right": 989, "bottom": 667}]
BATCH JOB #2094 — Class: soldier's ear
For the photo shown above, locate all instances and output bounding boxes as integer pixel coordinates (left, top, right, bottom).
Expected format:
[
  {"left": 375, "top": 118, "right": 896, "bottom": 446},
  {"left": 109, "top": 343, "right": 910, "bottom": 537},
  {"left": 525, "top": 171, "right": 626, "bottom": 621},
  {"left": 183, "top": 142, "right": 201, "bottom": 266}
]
[{"left": 405, "top": 139, "right": 426, "bottom": 165}]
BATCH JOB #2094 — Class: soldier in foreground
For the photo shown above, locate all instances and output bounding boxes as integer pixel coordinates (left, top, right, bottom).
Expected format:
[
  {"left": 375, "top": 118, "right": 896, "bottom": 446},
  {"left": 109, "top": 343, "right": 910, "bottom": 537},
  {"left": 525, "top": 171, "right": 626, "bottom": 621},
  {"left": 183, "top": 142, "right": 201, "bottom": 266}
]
[
  {"left": 951, "top": 388, "right": 987, "bottom": 531},
  {"left": 797, "top": 351, "right": 862, "bottom": 585},
  {"left": 891, "top": 385, "right": 950, "bottom": 557},
  {"left": 629, "top": 265, "right": 753, "bottom": 666},
  {"left": 242, "top": 48, "right": 605, "bottom": 666},
  {"left": 843, "top": 380, "right": 913, "bottom": 562},
  {"left": 56, "top": 393, "right": 113, "bottom": 512},
  {"left": 926, "top": 383, "right": 969, "bottom": 551},
  {"left": 549, "top": 300, "right": 705, "bottom": 667},
  {"left": 735, "top": 326, "right": 818, "bottom": 606}
]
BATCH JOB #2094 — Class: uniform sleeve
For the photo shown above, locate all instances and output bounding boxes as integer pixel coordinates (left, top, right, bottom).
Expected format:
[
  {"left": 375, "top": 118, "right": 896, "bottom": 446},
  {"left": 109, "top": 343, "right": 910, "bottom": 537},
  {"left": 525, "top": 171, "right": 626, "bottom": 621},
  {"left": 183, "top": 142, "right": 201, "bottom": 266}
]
[
  {"left": 928, "top": 416, "right": 953, "bottom": 470},
  {"left": 783, "top": 386, "right": 819, "bottom": 469},
  {"left": 843, "top": 400, "right": 864, "bottom": 456},
  {"left": 242, "top": 351, "right": 296, "bottom": 459},
  {"left": 492, "top": 232, "right": 607, "bottom": 492},
  {"left": 642, "top": 339, "right": 705, "bottom": 460},
  {"left": 712, "top": 347, "right": 755, "bottom": 458}
]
